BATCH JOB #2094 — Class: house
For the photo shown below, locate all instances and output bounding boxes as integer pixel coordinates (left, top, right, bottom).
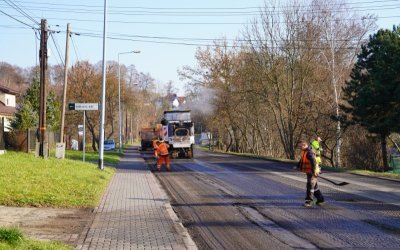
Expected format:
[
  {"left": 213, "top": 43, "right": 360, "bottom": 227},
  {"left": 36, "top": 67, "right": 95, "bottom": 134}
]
[{"left": 0, "top": 85, "right": 18, "bottom": 132}]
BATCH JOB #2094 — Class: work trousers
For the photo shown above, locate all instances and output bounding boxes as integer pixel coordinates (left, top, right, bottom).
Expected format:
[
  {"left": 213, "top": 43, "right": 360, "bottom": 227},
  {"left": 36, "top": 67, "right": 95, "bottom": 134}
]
[
  {"left": 157, "top": 155, "right": 170, "bottom": 170},
  {"left": 306, "top": 173, "right": 324, "bottom": 202}
]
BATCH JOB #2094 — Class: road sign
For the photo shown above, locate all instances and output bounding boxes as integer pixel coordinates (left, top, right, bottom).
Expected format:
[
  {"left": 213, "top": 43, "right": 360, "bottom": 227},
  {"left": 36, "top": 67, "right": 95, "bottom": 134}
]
[
  {"left": 68, "top": 103, "right": 98, "bottom": 111},
  {"left": 78, "top": 125, "right": 83, "bottom": 136},
  {"left": 68, "top": 103, "right": 75, "bottom": 110}
]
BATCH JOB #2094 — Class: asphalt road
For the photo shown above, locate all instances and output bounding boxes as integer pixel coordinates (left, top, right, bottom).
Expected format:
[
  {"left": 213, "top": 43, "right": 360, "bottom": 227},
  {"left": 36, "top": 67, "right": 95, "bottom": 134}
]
[{"left": 142, "top": 148, "right": 400, "bottom": 250}]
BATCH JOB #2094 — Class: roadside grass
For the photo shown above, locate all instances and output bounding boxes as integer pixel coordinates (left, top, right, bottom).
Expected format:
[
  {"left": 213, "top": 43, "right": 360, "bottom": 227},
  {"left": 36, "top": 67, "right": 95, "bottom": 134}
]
[
  {"left": 0, "top": 151, "right": 115, "bottom": 208},
  {"left": 0, "top": 227, "right": 71, "bottom": 250},
  {"left": 350, "top": 169, "right": 400, "bottom": 179},
  {"left": 64, "top": 149, "right": 122, "bottom": 165},
  {"left": 199, "top": 146, "right": 400, "bottom": 179}
]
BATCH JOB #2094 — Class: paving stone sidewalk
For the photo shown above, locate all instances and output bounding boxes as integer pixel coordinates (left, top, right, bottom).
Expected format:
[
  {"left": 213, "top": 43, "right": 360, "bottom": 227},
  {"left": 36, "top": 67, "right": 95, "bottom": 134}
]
[{"left": 77, "top": 146, "right": 196, "bottom": 250}]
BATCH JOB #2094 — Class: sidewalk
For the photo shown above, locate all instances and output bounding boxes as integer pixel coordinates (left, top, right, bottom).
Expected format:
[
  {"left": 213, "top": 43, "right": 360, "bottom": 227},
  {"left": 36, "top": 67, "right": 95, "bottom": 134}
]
[{"left": 77, "top": 146, "right": 197, "bottom": 250}]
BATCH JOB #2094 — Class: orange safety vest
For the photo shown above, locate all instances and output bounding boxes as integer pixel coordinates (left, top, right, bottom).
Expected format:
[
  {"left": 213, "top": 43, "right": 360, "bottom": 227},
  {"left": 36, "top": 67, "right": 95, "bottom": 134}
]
[
  {"left": 157, "top": 143, "right": 169, "bottom": 156},
  {"left": 299, "top": 150, "right": 313, "bottom": 174}
]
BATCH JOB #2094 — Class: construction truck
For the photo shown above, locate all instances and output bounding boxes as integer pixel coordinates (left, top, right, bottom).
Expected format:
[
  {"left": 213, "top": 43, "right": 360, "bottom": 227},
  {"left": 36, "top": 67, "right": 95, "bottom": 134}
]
[
  {"left": 140, "top": 125, "right": 162, "bottom": 151},
  {"left": 161, "top": 110, "right": 194, "bottom": 158}
]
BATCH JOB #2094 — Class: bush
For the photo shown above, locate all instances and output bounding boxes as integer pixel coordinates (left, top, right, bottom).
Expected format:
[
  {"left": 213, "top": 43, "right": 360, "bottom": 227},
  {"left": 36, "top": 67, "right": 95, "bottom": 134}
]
[{"left": 342, "top": 126, "right": 382, "bottom": 170}]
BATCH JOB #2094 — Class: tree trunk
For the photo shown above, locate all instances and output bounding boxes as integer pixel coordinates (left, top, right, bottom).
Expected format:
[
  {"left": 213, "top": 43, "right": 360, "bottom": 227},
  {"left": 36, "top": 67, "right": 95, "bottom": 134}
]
[
  {"left": 381, "top": 133, "right": 389, "bottom": 171},
  {"left": 335, "top": 119, "right": 342, "bottom": 168},
  {"left": 91, "top": 133, "right": 97, "bottom": 152}
]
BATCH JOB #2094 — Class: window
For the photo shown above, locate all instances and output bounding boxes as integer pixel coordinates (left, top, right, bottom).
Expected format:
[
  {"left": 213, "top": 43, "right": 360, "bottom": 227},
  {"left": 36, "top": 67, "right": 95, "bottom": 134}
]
[{"left": 6, "top": 98, "right": 9, "bottom": 105}]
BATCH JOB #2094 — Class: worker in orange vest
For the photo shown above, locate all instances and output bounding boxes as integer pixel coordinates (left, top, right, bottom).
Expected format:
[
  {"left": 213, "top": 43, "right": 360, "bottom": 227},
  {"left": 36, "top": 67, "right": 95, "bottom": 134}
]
[
  {"left": 297, "top": 140, "right": 324, "bottom": 207},
  {"left": 156, "top": 140, "right": 171, "bottom": 172}
]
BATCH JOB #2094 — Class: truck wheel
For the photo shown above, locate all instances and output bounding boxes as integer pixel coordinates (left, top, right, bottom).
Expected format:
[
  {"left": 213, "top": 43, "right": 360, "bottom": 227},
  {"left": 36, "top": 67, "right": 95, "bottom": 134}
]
[{"left": 188, "top": 145, "right": 194, "bottom": 159}]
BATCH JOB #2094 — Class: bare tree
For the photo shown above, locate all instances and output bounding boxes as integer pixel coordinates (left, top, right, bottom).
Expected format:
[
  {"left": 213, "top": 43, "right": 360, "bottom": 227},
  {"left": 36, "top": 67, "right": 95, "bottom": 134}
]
[
  {"left": 309, "top": 0, "right": 376, "bottom": 167},
  {"left": 243, "top": 0, "right": 321, "bottom": 159}
]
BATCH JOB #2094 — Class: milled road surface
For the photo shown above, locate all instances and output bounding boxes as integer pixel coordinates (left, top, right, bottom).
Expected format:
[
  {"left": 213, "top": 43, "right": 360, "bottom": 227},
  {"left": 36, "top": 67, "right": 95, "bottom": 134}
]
[{"left": 143, "top": 148, "right": 400, "bottom": 249}]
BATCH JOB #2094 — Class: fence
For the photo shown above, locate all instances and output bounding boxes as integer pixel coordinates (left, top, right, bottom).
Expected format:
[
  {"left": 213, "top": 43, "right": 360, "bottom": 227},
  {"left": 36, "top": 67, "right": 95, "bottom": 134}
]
[
  {"left": 4, "top": 128, "right": 60, "bottom": 153},
  {"left": 389, "top": 155, "right": 400, "bottom": 173},
  {"left": 0, "top": 117, "right": 4, "bottom": 150}
]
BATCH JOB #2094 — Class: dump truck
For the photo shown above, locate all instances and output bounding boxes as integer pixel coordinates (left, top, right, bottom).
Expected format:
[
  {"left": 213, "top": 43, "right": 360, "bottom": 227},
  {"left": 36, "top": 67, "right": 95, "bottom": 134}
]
[
  {"left": 161, "top": 110, "right": 194, "bottom": 158},
  {"left": 140, "top": 125, "right": 162, "bottom": 151}
]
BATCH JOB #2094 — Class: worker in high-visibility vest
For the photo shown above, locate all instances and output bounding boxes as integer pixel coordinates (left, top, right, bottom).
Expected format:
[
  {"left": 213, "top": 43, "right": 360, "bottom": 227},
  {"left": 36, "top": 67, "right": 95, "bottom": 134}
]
[
  {"left": 156, "top": 140, "right": 171, "bottom": 172},
  {"left": 297, "top": 140, "right": 324, "bottom": 207},
  {"left": 311, "top": 136, "right": 322, "bottom": 169}
]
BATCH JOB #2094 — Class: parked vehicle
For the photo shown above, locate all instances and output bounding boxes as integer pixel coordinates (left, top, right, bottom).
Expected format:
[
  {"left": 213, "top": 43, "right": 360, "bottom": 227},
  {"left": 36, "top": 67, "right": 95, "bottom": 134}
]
[{"left": 104, "top": 139, "right": 115, "bottom": 151}]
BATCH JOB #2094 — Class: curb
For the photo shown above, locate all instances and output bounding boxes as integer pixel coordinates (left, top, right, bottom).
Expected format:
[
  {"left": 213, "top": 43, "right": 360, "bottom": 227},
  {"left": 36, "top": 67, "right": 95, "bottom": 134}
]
[{"left": 148, "top": 172, "right": 198, "bottom": 250}]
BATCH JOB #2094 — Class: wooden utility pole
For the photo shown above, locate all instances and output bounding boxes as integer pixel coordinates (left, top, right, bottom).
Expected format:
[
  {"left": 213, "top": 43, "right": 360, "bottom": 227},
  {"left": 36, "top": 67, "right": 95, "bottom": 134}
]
[
  {"left": 60, "top": 23, "right": 71, "bottom": 145},
  {"left": 39, "top": 19, "right": 48, "bottom": 157}
]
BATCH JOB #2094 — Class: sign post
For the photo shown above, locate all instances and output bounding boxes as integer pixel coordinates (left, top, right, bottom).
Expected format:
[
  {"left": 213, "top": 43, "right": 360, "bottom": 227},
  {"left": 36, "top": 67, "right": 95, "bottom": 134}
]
[
  {"left": 83, "top": 111, "right": 86, "bottom": 162},
  {"left": 67, "top": 103, "right": 98, "bottom": 162}
]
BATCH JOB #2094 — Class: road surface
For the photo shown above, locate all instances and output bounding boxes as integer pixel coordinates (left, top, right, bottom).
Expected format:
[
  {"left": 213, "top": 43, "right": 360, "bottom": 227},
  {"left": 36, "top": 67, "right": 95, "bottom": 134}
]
[{"left": 142, "top": 148, "right": 400, "bottom": 249}]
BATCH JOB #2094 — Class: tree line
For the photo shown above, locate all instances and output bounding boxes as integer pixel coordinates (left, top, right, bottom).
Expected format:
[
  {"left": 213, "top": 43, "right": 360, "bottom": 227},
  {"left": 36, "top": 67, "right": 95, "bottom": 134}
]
[
  {"left": 3, "top": 60, "right": 167, "bottom": 151},
  {"left": 180, "top": 0, "right": 400, "bottom": 171}
]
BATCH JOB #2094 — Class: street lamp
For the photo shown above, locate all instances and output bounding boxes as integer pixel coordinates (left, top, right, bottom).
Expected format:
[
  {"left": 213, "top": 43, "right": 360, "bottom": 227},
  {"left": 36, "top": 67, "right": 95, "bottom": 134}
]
[
  {"left": 98, "top": 0, "right": 108, "bottom": 170},
  {"left": 118, "top": 50, "right": 140, "bottom": 153}
]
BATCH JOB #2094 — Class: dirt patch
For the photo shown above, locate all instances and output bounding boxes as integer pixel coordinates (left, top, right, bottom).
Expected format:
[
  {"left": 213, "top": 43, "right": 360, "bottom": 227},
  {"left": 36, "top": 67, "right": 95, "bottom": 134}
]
[{"left": 0, "top": 206, "right": 94, "bottom": 247}]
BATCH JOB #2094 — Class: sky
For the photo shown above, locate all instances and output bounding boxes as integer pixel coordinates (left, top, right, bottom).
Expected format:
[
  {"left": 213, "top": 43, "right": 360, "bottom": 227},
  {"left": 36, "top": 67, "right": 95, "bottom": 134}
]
[{"left": 1, "top": 0, "right": 399, "bottom": 95}]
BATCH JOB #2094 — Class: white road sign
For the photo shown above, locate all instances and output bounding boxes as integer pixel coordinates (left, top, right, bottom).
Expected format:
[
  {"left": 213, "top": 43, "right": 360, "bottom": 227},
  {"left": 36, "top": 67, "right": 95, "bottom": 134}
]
[{"left": 74, "top": 103, "right": 99, "bottom": 111}]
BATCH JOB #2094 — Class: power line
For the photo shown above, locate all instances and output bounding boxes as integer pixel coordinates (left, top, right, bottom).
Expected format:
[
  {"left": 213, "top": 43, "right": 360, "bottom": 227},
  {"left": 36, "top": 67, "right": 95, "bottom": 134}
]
[
  {"left": 7, "top": 14, "right": 249, "bottom": 25},
  {"left": 10, "top": 0, "right": 39, "bottom": 24},
  {"left": 49, "top": 32, "right": 65, "bottom": 67},
  {"left": 7, "top": 13, "right": 397, "bottom": 27},
  {"left": 11, "top": 0, "right": 400, "bottom": 10},
  {"left": 0, "top": 24, "right": 31, "bottom": 29},
  {"left": 73, "top": 32, "right": 364, "bottom": 50},
  {"left": 69, "top": 29, "right": 368, "bottom": 44},
  {"left": 2, "top": 3, "right": 400, "bottom": 16},
  {"left": 47, "top": 39, "right": 62, "bottom": 66},
  {"left": 0, "top": 9, "right": 37, "bottom": 29},
  {"left": 0, "top": 13, "right": 395, "bottom": 48},
  {"left": 70, "top": 35, "right": 80, "bottom": 62},
  {"left": 2, "top": 0, "right": 39, "bottom": 25},
  {"left": 34, "top": 29, "right": 38, "bottom": 68}
]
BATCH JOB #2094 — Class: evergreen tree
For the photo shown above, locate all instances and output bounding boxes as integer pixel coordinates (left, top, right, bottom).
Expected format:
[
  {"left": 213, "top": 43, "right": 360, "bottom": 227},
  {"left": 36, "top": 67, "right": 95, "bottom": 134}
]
[
  {"left": 11, "top": 78, "right": 61, "bottom": 131},
  {"left": 342, "top": 26, "right": 400, "bottom": 171}
]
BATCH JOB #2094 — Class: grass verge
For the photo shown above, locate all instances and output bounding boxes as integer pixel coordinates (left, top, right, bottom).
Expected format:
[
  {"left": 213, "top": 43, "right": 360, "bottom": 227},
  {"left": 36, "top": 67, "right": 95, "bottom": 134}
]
[
  {"left": 0, "top": 227, "right": 72, "bottom": 250},
  {"left": 0, "top": 151, "right": 115, "bottom": 208},
  {"left": 64, "top": 149, "right": 122, "bottom": 165}
]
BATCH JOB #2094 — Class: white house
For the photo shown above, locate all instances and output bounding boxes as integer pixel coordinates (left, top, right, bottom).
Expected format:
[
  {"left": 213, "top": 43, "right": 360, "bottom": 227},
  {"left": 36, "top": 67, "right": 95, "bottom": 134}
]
[{"left": 0, "top": 85, "right": 18, "bottom": 132}]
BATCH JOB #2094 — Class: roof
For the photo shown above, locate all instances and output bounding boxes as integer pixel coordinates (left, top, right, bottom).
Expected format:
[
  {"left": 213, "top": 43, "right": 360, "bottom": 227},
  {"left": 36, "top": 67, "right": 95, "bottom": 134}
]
[
  {"left": 0, "top": 85, "right": 18, "bottom": 95},
  {"left": 163, "top": 110, "right": 191, "bottom": 114},
  {"left": 177, "top": 96, "right": 186, "bottom": 104},
  {"left": 0, "top": 101, "right": 16, "bottom": 116}
]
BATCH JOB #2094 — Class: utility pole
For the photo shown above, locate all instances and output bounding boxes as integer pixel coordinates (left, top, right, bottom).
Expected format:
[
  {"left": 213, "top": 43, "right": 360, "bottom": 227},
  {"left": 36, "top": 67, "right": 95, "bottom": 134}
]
[
  {"left": 60, "top": 23, "right": 70, "bottom": 146},
  {"left": 39, "top": 19, "right": 48, "bottom": 158}
]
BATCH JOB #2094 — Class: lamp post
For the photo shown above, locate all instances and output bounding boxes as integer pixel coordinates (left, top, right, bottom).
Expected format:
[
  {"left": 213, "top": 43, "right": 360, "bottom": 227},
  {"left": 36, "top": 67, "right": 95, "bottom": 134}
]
[
  {"left": 98, "top": 0, "right": 108, "bottom": 170},
  {"left": 118, "top": 50, "right": 140, "bottom": 153}
]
